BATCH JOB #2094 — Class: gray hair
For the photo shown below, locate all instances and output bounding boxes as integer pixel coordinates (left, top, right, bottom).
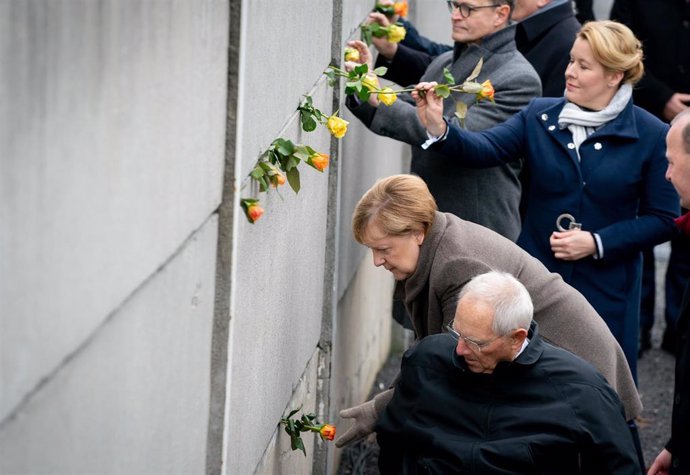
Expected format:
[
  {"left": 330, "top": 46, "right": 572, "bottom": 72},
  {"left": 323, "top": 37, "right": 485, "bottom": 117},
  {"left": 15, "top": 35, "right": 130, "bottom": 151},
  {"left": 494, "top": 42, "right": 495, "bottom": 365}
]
[
  {"left": 457, "top": 271, "right": 533, "bottom": 335},
  {"left": 671, "top": 109, "right": 690, "bottom": 154}
]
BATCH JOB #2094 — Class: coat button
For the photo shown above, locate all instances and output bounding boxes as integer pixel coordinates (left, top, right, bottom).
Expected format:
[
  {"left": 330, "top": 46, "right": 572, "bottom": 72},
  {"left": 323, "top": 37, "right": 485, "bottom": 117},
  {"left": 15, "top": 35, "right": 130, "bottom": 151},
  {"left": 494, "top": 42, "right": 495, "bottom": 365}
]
[
  {"left": 567, "top": 143, "right": 575, "bottom": 149},
  {"left": 541, "top": 114, "right": 548, "bottom": 121},
  {"left": 548, "top": 125, "right": 556, "bottom": 131},
  {"left": 675, "top": 393, "right": 681, "bottom": 405},
  {"left": 594, "top": 142, "right": 602, "bottom": 150}
]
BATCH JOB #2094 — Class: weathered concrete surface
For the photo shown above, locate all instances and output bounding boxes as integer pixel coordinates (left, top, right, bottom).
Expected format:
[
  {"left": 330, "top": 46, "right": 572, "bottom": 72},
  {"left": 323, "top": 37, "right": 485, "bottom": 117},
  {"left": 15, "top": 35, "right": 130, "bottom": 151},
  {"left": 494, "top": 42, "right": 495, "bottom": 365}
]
[
  {"left": 0, "top": 0, "right": 228, "bottom": 423},
  {"left": 0, "top": 217, "right": 218, "bottom": 474}
]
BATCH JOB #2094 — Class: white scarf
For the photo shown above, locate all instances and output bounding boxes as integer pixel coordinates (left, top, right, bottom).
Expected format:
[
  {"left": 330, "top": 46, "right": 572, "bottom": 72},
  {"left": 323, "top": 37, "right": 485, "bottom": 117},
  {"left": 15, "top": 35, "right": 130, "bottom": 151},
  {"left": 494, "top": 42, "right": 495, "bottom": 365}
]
[{"left": 558, "top": 83, "right": 632, "bottom": 159}]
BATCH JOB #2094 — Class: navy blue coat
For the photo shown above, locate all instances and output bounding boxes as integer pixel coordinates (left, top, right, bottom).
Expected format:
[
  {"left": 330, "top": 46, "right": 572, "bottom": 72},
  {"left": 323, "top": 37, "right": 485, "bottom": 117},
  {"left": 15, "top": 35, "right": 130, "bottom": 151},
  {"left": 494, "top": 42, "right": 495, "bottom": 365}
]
[{"left": 434, "top": 97, "right": 680, "bottom": 379}]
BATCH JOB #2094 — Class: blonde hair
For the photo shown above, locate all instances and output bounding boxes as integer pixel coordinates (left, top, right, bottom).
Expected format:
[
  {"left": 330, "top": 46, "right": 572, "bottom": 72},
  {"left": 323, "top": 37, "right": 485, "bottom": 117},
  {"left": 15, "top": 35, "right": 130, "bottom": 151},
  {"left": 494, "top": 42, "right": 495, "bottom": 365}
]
[
  {"left": 352, "top": 174, "right": 437, "bottom": 243},
  {"left": 577, "top": 21, "right": 644, "bottom": 85}
]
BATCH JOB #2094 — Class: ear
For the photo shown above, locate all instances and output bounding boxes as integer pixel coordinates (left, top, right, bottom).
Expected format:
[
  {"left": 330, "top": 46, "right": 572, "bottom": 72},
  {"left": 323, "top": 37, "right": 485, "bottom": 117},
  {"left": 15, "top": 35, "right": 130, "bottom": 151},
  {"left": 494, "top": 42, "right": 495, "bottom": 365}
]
[
  {"left": 495, "top": 4, "right": 511, "bottom": 24},
  {"left": 511, "top": 328, "right": 529, "bottom": 348},
  {"left": 607, "top": 70, "right": 625, "bottom": 88},
  {"left": 415, "top": 231, "right": 425, "bottom": 245}
]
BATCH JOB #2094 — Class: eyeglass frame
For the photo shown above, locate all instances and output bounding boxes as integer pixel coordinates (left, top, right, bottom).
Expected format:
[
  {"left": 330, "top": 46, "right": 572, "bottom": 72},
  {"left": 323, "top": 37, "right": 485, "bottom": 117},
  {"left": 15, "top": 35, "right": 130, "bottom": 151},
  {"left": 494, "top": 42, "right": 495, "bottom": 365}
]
[
  {"left": 446, "top": 1, "right": 503, "bottom": 18},
  {"left": 445, "top": 323, "right": 504, "bottom": 352}
]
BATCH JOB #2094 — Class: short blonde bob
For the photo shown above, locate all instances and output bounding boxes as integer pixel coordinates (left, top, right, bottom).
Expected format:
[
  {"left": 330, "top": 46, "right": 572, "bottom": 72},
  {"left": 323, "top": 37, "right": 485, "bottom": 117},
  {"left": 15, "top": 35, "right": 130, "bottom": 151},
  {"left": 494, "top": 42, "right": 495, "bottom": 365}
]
[
  {"left": 577, "top": 21, "right": 644, "bottom": 85},
  {"left": 352, "top": 174, "right": 437, "bottom": 244}
]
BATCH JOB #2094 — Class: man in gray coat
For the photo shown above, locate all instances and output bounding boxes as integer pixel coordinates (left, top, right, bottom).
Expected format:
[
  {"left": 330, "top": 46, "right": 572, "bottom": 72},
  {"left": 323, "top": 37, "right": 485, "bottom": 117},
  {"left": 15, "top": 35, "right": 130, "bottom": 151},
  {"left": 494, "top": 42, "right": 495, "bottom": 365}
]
[{"left": 346, "top": 0, "right": 541, "bottom": 241}]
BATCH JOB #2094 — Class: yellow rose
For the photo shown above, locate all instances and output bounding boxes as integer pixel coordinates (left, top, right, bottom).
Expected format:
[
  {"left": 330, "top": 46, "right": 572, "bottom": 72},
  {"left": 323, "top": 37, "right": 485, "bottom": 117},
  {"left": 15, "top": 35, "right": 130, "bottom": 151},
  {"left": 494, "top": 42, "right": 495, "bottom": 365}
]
[
  {"left": 362, "top": 73, "right": 379, "bottom": 92},
  {"left": 387, "top": 24, "right": 406, "bottom": 43},
  {"left": 326, "top": 115, "right": 349, "bottom": 139},
  {"left": 378, "top": 87, "right": 398, "bottom": 106},
  {"left": 344, "top": 47, "right": 360, "bottom": 62},
  {"left": 477, "top": 79, "right": 495, "bottom": 102}
]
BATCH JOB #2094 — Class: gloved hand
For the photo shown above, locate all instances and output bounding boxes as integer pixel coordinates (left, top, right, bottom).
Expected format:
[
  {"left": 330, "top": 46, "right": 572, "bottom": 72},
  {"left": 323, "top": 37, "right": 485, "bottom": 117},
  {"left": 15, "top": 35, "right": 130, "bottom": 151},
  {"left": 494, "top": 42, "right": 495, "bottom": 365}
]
[{"left": 335, "top": 388, "right": 394, "bottom": 448}]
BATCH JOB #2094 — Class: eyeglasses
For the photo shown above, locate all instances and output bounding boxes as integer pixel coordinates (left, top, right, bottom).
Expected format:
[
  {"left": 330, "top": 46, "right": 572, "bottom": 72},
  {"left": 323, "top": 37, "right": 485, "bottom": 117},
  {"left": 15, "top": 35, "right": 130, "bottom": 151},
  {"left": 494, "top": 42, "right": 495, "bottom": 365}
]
[
  {"left": 445, "top": 323, "right": 502, "bottom": 352},
  {"left": 446, "top": 1, "right": 502, "bottom": 17}
]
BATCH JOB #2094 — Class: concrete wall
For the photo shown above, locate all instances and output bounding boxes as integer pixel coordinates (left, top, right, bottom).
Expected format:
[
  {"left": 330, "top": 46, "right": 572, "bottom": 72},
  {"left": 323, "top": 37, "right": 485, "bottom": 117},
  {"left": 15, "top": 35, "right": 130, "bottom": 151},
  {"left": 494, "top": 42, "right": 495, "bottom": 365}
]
[
  {"left": 0, "top": 0, "right": 428, "bottom": 473},
  {"left": 0, "top": 0, "right": 228, "bottom": 472}
]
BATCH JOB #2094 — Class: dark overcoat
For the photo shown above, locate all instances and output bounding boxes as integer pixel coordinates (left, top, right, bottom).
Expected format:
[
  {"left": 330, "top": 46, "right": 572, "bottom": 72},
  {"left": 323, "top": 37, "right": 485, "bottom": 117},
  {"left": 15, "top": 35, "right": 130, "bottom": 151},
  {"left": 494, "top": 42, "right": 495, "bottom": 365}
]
[{"left": 376, "top": 323, "right": 641, "bottom": 474}]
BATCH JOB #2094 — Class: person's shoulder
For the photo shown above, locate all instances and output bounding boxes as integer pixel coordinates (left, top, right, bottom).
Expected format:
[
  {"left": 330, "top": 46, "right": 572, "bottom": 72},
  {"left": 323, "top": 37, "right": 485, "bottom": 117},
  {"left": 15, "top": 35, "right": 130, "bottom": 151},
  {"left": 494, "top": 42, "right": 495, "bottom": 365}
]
[
  {"left": 539, "top": 341, "right": 611, "bottom": 388},
  {"left": 403, "top": 334, "right": 455, "bottom": 367},
  {"left": 631, "top": 103, "right": 669, "bottom": 131}
]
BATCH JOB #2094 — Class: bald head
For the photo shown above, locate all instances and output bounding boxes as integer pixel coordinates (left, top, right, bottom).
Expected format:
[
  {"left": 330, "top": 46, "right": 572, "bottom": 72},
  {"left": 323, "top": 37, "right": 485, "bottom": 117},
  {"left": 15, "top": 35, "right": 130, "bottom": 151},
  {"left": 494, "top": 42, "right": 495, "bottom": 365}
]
[
  {"left": 512, "top": 0, "right": 552, "bottom": 22},
  {"left": 665, "top": 109, "right": 690, "bottom": 207}
]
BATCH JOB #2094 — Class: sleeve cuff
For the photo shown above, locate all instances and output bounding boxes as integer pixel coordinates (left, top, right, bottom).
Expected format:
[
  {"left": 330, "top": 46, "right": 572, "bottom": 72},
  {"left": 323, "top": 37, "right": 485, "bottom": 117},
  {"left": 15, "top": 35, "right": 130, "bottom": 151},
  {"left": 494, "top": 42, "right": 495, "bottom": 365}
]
[
  {"left": 421, "top": 119, "right": 449, "bottom": 150},
  {"left": 591, "top": 232, "right": 604, "bottom": 259}
]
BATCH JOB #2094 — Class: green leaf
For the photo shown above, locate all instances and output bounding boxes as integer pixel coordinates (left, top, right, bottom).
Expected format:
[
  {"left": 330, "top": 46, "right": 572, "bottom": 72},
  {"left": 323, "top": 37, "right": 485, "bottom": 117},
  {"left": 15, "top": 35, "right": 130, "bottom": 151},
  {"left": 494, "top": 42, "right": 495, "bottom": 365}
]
[
  {"left": 293, "top": 148, "right": 310, "bottom": 162},
  {"left": 274, "top": 138, "right": 294, "bottom": 156},
  {"left": 258, "top": 176, "right": 269, "bottom": 192},
  {"left": 324, "top": 68, "right": 337, "bottom": 87},
  {"left": 466, "top": 57, "right": 483, "bottom": 82},
  {"left": 443, "top": 67, "right": 456, "bottom": 86},
  {"left": 354, "top": 63, "right": 369, "bottom": 76},
  {"left": 287, "top": 407, "right": 301, "bottom": 419},
  {"left": 287, "top": 167, "right": 301, "bottom": 194},
  {"left": 361, "top": 25, "right": 373, "bottom": 46},
  {"left": 249, "top": 165, "right": 265, "bottom": 180},
  {"left": 300, "top": 111, "right": 317, "bottom": 132},
  {"left": 294, "top": 436, "right": 306, "bottom": 456},
  {"left": 357, "top": 86, "right": 371, "bottom": 102},
  {"left": 286, "top": 155, "right": 300, "bottom": 170},
  {"left": 435, "top": 84, "right": 451, "bottom": 99},
  {"left": 373, "top": 66, "right": 388, "bottom": 77}
]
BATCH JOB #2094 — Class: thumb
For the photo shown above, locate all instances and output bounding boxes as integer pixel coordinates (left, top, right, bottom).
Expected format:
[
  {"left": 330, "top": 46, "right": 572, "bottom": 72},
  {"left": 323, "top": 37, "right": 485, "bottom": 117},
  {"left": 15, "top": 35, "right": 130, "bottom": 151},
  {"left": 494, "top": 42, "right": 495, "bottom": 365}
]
[{"left": 339, "top": 406, "right": 360, "bottom": 419}]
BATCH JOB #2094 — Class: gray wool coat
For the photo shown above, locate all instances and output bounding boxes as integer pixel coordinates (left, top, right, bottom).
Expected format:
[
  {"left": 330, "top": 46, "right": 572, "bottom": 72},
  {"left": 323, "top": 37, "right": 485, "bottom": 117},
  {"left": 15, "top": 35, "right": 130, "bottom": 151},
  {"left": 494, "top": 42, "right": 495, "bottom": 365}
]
[
  {"left": 348, "top": 24, "right": 541, "bottom": 241},
  {"left": 395, "top": 212, "right": 642, "bottom": 420}
]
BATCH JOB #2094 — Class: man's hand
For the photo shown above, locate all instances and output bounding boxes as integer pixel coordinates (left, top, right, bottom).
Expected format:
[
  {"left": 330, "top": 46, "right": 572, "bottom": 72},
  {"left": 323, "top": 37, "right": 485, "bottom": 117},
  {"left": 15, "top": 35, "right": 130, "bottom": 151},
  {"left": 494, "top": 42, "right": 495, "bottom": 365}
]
[
  {"left": 647, "top": 448, "right": 671, "bottom": 475},
  {"left": 413, "top": 82, "right": 446, "bottom": 137},
  {"left": 550, "top": 230, "right": 596, "bottom": 261},
  {"left": 343, "top": 40, "right": 374, "bottom": 73},
  {"left": 663, "top": 92, "right": 690, "bottom": 122},
  {"left": 367, "top": 12, "right": 398, "bottom": 60},
  {"left": 334, "top": 399, "right": 379, "bottom": 448}
]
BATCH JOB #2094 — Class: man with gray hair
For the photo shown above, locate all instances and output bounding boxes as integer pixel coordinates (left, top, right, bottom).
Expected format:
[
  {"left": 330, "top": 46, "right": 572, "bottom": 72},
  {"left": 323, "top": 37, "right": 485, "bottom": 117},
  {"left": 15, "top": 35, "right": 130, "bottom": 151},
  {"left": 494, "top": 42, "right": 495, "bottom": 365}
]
[{"left": 376, "top": 271, "right": 641, "bottom": 474}]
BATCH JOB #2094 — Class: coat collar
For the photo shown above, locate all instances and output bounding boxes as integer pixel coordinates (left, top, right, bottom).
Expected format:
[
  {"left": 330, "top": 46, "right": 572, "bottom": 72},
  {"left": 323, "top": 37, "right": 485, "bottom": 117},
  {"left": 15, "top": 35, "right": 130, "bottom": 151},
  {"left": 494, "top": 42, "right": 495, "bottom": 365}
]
[
  {"left": 453, "top": 23, "right": 518, "bottom": 62},
  {"left": 451, "top": 321, "right": 543, "bottom": 372},
  {"left": 402, "top": 211, "right": 447, "bottom": 304},
  {"left": 537, "top": 97, "right": 640, "bottom": 142}
]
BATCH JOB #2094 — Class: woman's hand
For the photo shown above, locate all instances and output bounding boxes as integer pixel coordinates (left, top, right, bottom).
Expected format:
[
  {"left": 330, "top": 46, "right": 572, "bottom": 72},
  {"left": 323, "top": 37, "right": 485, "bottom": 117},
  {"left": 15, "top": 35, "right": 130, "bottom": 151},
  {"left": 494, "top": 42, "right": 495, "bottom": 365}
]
[
  {"left": 413, "top": 82, "right": 446, "bottom": 137},
  {"left": 367, "top": 12, "right": 398, "bottom": 60},
  {"left": 549, "top": 230, "right": 596, "bottom": 261}
]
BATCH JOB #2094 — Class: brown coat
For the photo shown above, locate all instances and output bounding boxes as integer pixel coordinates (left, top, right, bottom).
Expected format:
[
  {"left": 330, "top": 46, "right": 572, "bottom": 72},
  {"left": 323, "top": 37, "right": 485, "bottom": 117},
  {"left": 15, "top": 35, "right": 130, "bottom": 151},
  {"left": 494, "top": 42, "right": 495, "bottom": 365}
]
[{"left": 395, "top": 212, "right": 642, "bottom": 419}]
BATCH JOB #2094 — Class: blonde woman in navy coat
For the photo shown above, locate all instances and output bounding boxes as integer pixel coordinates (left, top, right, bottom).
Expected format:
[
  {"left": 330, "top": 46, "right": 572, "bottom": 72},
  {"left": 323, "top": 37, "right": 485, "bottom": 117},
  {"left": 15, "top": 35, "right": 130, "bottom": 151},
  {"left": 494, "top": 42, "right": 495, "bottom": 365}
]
[{"left": 413, "top": 21, "right": 679, "bottom": 382}]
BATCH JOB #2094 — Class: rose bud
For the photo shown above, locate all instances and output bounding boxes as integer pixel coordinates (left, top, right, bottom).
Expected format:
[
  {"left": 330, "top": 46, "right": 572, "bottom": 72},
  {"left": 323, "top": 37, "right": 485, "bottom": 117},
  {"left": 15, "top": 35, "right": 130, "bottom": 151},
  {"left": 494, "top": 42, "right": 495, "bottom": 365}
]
[
  {"left": 319, "top": 424, "right": 336, "bottom": 441},
  {"left": 246, "top": 203, "right": 263, "bottom": 223},
  {"left": 309, "top": 152, "right": 330, "bottom": 172},
  {"left": 477, "top": 79, "right": 495, "bottom": 102},
  {"left": 326, "top": 115, "right": 349, "bottom": 139},
  {"left": 387, "top": 24, "right": 406, "bottom": 43},
  {"left": 378, "top": 87, "right": 398, "bottom": 106},
  {"left": 344, "top": 47, "right": 360, "bottom": 62}
]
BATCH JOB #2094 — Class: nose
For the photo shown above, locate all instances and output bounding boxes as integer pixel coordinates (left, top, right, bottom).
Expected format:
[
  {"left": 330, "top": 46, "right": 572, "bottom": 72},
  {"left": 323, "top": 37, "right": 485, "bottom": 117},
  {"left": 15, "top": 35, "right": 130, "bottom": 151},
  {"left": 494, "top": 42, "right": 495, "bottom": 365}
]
[
  {"left": 456, "top": 338, "right": 473, "bottom": 356},
  {"left": 565, "top": 62, "right": 575, "bottom": 79},
  {"left": 372, "top": 252, "right": 385, "bottom": 267}
]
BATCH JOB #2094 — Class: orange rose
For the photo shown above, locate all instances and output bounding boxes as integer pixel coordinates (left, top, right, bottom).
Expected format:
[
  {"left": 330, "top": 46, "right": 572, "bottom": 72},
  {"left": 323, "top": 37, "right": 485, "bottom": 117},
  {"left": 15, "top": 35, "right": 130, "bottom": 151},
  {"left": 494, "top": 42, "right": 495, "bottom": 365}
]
[
  {"left": 270, "top": 172, "right": 286, "bottom": 188},
  {"left": 309, "top": 153, "right": 329, "bottom": 172},
  {"left": 241, "top": 198, "right": 264, "bottom": 223},
  {"left": 247, "top": 203, "right": 264, "bottom": 223},
  {"left": 394, "top": 1, "right": 408, "bottom": 18},
  {"left": 477, "top": 80, "right": 495, "bottom": 102},
  {"left": 319, "top": 424, "right": 336, "bottom": 441}
]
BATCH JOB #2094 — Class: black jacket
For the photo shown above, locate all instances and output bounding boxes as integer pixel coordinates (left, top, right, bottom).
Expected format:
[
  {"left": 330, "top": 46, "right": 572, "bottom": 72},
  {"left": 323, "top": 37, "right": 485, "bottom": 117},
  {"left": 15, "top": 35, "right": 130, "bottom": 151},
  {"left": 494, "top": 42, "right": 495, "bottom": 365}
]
[
  {"left": 376, "top": 322, "right": 641, "bottom": 474},
  {"left": 514, "top": 1, "right": 581, "bottom": 97},
  {"left": 610, "top": 0, "right": 690, "bottom": 120},
  {"left": 667, "top": 281, "right": 690, "bottom": 474}
]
